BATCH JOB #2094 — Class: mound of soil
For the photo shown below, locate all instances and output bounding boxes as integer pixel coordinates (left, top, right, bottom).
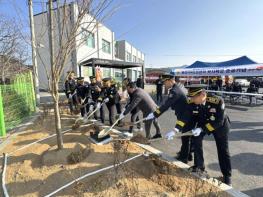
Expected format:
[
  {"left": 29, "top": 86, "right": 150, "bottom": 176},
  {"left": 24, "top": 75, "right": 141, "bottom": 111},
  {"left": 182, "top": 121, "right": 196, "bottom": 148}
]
[
  {"left": 61, "top": 155, "right": 230, "bottom": 197},
  {"left": 42, "top": 143, "right": 91, "bottom": 166}
]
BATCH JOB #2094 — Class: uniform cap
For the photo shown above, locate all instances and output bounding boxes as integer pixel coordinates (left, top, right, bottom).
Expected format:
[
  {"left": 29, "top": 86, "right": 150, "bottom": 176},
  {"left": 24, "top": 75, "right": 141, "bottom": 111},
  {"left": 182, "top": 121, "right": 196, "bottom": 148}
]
[
  {"left": 76, "top": 77, "right": 84, "bottom": 81},
  {"left": 186, "top": 84, "right": 207, "bottom": 97},
  {"left": 89, "top": 76, "right": 96, "bottom": 80},
  {"left": 102, "top": 77, "right": 111, "bottom": 82}
]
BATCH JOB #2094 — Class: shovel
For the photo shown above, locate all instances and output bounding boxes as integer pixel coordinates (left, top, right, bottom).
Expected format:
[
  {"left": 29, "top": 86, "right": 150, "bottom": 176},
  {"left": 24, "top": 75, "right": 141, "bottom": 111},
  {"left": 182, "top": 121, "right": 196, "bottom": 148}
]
[
  {"left": 98, "top": 117, "right": 122, "bottom": 138},
  {"left": 124, "top": 117, "right": 148, "bottom": 126},
  {"left": 73, "top": 100, "right": 105, "bottom": 127},
  {"left": 149, "top": 130, "right": 194, "bottom": 142}
]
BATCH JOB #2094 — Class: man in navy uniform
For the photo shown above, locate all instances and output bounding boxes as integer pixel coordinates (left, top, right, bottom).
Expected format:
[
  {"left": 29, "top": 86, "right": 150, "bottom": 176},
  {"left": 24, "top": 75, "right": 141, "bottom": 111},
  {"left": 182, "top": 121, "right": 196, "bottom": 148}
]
[
  {"left": 75, "top": 77, "right": 91, "bottom": 117},
  {"left": 89, "top": 76, "right": 104, "bottom": 123},
  {"left": 155, "top": 75, "right": 164, "bottom": 104},
  {"left": 166, "top": 84, "right": 232, "bottom": 185},
  {"left": 146, "top": 75, "right": 194, "bottom": 163},
  {"left": 97, "top": 77, "right": 122, "bottom": 125}
]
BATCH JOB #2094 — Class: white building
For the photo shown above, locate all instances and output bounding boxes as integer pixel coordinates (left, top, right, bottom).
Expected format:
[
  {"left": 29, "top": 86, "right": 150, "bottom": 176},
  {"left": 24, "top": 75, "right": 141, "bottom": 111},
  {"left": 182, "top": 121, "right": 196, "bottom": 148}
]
[
  {"left": 115, "top": 40, "right": 145, "bottom": 81},
  {"left": 33, "top": 2, "right": 144, "bottom": 90}
]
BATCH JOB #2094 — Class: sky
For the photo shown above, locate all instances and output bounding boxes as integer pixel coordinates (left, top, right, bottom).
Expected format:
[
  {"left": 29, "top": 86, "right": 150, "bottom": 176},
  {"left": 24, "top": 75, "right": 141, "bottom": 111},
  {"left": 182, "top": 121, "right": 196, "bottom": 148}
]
[{"left": 1, "top": 0, "right": 263, "bottom": 68}]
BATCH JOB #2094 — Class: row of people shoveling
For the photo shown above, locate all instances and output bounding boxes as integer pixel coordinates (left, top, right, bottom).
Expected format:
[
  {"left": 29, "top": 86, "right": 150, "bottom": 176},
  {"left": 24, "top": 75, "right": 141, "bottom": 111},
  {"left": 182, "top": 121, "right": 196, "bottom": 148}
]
[{"left": 65, "top": 71, "right": 232, "bottom": 186}]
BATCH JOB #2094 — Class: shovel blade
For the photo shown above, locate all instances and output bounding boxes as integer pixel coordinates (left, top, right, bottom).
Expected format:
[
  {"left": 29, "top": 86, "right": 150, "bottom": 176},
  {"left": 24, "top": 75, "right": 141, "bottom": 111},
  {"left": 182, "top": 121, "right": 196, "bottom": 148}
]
[{"left": 98, "top": 128, "right": 111, "bottom": 138}]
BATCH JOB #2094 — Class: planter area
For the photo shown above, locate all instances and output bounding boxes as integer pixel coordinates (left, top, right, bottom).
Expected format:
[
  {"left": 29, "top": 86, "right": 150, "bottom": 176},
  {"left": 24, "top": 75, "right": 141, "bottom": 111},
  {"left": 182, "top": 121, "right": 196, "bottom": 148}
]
[{"left": 0, "top": 112, "right": 235, "bottom": 196}]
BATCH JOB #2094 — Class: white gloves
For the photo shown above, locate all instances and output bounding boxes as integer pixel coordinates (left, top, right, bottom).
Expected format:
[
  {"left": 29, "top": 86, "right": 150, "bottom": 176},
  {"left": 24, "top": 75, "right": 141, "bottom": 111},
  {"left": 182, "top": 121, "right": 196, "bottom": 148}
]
[
  {"left": 89, "top": 105, "right": 94, "bottom": 112},
  {"left": 165, "top": 128, "right": 179, "bottom": 140},
  {"left": 145, "top": 113, "right": 155, "bottom": 120},
  {"left": 88, "top": 98, "right": 93, "bottom": 103},
  {"left": 68, "top": 94, "right": 72, "bottom": 100},
  {"left": 104, "top": 98, "right": 109, "bottom": 103},
  {"left": 192, "top": 128, "right": 203, "bottom": 136},
  {"left": 119, "top": 112, "right": 125, "bottom": 120},
  {"left": 96, "top": 102, "right": 101, "bottom": 109}
]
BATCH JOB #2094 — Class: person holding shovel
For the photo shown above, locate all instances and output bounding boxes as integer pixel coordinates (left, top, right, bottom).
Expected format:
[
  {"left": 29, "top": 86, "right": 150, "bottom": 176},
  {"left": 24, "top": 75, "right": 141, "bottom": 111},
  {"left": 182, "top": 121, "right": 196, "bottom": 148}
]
[
  {"left": 89, "top": 76, "right": 105, "bottom": 123},
  {"left": 166, "top": 84, "right": 232, "bottom": 186},
  {"left": 75, "top": 77, "right": 92, "bottom": 118},
  {"left": 97, "top": 77, "right": 122, "bottom": 125},
  {"left": 123, "top": 78, "right": 142, "bottom": 134},
  {"left": 145, "top": 75, "right": 195, "bottom": 163},
  {"left": 119, "top": 82, "right": 161, "bottom": 139}
]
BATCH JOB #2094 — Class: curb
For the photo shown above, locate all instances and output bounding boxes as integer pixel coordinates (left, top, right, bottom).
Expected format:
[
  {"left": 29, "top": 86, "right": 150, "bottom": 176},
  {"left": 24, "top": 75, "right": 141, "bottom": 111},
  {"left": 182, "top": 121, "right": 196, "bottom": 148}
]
[{"left": 135, "top": 142, "right": 249, "bottom": 197}]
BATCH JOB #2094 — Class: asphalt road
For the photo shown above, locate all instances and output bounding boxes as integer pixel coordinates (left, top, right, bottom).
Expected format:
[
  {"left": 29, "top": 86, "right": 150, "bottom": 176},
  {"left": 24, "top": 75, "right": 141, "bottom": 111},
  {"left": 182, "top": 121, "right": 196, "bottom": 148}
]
[{"left": 148, "top": 102, "right": 263, "bottom": 197}]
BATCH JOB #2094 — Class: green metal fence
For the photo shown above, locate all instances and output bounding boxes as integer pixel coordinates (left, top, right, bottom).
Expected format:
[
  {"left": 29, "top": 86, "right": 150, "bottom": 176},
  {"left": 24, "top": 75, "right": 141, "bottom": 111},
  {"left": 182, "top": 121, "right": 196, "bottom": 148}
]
[{"left": 0, "top": 71, "right": 36, "bottom": 136}]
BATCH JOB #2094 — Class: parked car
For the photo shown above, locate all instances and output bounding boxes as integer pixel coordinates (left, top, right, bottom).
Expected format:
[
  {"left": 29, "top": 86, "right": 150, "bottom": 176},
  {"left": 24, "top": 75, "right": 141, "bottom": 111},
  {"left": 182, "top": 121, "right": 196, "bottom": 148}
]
[{"left": 235, "top": 79, "right": 250, "bottom": 87}]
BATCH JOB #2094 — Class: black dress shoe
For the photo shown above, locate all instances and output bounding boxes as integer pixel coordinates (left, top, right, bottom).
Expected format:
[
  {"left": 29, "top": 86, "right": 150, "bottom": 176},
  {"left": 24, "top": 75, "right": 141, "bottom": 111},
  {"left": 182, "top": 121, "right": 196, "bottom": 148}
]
[
  {"left": 189, "top": 165, "right": 205, "bottom": 173},
  {"left": 151, "top": 133, "right": 162, "bottom": 139},
  {"left": 224, "top": 176, "right": 232, "bottom": 186},
  {"left": 175, "top": 156, "right": 188, "bottom": 164},
  {"left": 188, "top": 153, "right": 193, "bottom": 161}
]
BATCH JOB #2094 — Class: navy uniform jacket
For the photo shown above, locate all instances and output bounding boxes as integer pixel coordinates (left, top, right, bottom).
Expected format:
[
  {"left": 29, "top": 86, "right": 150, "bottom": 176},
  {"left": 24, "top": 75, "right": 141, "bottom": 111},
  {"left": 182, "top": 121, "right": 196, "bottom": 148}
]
[
  {"left": 64, "top": 79, "right": 76, "bottom": 95},
  {"left": 76, "top": 83, "right": 90, "bottom": 104},
  {"left": 98, "top": 85, "right": 120, "bottom": 105},
  {"left": 155, "top": 79, "right": 163, "bottom": 92},
  {"left": 176, "top": 95, "right": 230, "bottom": 134},
  {"left": 90, "top": 82, "right": 102, "bottom": 101},
  {"left": 153, "top": 83, "right": 188, "bottom": 118}
]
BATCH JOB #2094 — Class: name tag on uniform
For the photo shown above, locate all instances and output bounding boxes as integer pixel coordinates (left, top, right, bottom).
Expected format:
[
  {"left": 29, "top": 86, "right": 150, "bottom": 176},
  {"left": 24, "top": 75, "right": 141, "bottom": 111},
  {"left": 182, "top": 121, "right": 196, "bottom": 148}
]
[
  {"left": 193, "top": 111, "right": 199, "bottom": 113},
  {"left": 209, "top": 108, "right": 216, "bottom": 113}
]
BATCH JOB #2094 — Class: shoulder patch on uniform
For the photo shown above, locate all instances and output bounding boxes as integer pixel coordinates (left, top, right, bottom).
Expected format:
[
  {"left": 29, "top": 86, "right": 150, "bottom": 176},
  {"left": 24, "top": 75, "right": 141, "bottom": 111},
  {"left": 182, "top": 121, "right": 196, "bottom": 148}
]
[{"left": 207, "top": 96, "right": 220, "bottom": 104}]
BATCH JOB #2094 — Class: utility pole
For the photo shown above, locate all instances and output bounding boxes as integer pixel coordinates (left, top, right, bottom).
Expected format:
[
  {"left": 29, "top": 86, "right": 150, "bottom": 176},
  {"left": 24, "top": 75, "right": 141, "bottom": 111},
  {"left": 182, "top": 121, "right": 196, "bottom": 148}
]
[
  {"left": 48, "top": 0, "right": 55, "bottom": 96},
  {"left": 28, "top": 0, "right": 40, "bottom": 106}
]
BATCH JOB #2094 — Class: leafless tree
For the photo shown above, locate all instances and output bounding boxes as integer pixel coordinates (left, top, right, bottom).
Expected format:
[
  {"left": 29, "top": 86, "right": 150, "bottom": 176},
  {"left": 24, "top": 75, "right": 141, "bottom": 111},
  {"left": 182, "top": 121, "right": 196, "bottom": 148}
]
[
  {"left": 0, "top": 15, "right": 30, "bottom": 83},
  {"left": 41, "top": 0, "right": 117, "bottom": 149}
]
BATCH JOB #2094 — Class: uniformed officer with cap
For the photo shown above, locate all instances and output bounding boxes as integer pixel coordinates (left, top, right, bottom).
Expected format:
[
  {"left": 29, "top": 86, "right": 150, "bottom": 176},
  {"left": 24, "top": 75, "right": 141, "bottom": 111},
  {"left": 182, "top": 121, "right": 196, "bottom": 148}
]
[
  {"left": 64, "top": 71, "right": 77, "bottom": 113},
  {"left": 75, "top": 77, "right": 91, "bottom": 117},
  {"left": 146, "top": 75, "right": 195, "bottom": 162},
  {"left": 89, "top": 76, "right": 105, "bottom": 123},
  {"left": 171, "top": 84, "right": 232, "bottom": 185},
  {"left": 97, "top": 77, "right": 122, "bottom": 125},
  {"left": 155, "top": 75, "right": 164, "bottom": 104}
]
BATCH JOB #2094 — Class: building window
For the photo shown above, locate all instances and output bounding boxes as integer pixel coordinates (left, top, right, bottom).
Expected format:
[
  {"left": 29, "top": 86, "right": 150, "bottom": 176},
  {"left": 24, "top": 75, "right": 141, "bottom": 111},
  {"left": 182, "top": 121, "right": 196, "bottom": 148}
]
[
  {"left": 133, "top": 55, "right": 136, "bottom": 62},
  {"left": 83, "top": 67, "right": 93, "bottom": 77},
  {"left": 81, "top": 28, "right": 95, "bottom": 48},
  {"left": 114, "top": 42, "right": 118, "bottom": 57},
  {"left": 102, "top": 39, "right": 111, "bottom": 54},
  {"left": 126, "top": 51, "right": 132, "bottom": 62},
  {"left": 103, "top": 68, "right": 111, "bottom": 77},
  {"left": 114, "top": 69, "right": 123, "bottom": 82}
]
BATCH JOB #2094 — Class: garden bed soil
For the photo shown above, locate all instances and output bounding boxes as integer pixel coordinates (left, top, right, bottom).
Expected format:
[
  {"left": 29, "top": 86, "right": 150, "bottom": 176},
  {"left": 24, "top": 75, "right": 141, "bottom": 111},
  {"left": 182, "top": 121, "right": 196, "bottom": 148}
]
[{"left": 0, "top": 113, "right": 231, "bottom": 197}]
